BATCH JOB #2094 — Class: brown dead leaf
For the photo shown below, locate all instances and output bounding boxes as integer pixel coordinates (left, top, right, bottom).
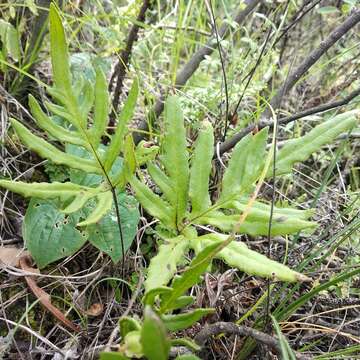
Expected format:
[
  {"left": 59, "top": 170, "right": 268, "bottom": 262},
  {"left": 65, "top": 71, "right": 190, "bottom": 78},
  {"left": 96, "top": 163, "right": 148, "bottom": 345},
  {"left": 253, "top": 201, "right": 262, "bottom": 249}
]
[
  {"left": 0, "top": 247, "right": 30, "bottom": 268},
  {"left": 84, "top": 303, "right": 104, "bottom": 317},
  {"left": 19, "top": 255, "right": 81, "bottom": 333}
]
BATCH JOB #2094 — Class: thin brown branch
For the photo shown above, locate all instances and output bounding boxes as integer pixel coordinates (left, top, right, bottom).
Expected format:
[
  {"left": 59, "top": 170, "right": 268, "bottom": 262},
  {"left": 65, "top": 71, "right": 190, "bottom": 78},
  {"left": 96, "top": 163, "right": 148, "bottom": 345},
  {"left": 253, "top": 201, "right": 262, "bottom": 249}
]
[
  {"left": 194, "top": 322, "right": 312, "bottom": 359},
  {"left": 110, "top": 0, "right": 151, "bottom": 119},
  {"left": 218, "top": 85, "right": 360, "bottom": 156},
  {"left": 264, "top": 8, "right": 360, "bottom": 117},
  {"left": 133, "top": 0, "right": 261, "bottom": 144}
]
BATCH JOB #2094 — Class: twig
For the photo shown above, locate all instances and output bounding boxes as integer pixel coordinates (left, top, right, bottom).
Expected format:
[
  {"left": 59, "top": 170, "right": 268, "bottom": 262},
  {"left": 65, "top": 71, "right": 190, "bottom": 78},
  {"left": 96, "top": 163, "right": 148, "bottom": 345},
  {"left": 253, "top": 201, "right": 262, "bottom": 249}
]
[
  {"left": 264, "top": 8, "right": 360, "bottom": 118},
  {"left": 194, "top": 322, "right": 312, "bottom": 360},
  {"left": 110, "top": 0, "right": 151, "bottom": 119},
  {"left": 104, "top": 272, "right": 144, "bottom": 352},
  {"left": 231, "top": 26, "right": 272, "bottom": 121},
  {"left": 133, "top": 0, "right": 261, "bottom": 144},
  {"left": 218, "top": 86, "right": 360, "bottom": 155},
  {"left": 275, "top": 0, "right": 322, "bottom": 45},
  {"left": 206, "top": 0, "right": 230, "bottom": 141}
]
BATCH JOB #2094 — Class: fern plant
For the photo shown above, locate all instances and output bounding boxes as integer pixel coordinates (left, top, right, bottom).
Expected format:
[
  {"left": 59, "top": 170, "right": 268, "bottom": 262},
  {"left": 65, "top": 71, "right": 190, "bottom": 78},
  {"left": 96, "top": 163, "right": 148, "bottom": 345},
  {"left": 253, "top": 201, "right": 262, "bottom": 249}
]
[
  {"left": 102, "top": 102, "right": 357, "bottom": 359},
  {"left": 129, "top": 96, "right": 359, "bottom": 291},
  {"left": 0, "top": 4, "right": 147, "bottom": 267}
]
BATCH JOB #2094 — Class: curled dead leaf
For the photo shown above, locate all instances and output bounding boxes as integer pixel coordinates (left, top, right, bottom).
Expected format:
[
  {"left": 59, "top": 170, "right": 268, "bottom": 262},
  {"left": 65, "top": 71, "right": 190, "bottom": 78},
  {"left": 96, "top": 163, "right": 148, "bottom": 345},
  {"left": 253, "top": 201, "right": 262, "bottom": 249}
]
[
  {"left": 0, "top": 247, "right": 30, "bottom": 268},
  {"left": 84, "top": 303, "right": 104, "bottom": 317},
  {"left": 19, "top": 255, "right": 81, "bottom": 332}
]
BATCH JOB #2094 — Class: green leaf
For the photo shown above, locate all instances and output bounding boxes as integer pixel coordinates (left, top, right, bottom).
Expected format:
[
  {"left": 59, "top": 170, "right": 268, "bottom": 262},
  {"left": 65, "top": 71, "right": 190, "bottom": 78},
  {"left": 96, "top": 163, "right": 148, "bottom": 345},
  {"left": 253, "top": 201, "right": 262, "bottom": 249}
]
[
  {"left": 198, "top": 203, "right": 316, "bottom": 236},
  {"left": 141, "top": 306, "right": 170, "bottom": 360},
  {"left": 198, "top": 234, "right": 309, "bottom": 282},
  {"left": 147, "top": 162, "right": 175, "bottom": 205},
  {"left": 233, "top": 197, "right": 314, "bottom": 220},
  {"left": 28, "top": 95, "right": 86, "bottom": 146},
  {"left": 0, "top": 180, "right": 95, "bottom": 202},
  {"left": 113, "top": 134, "right": 136, "bottom": 189},
  {"left": 100, "top": 352, "right": 129, "bottom": 360},
  {"left": 163, "top": 96, "right": 189, "bottom": 227},
  {"left": 270, "top": 111, "right": 359, "bottom": 176},
  {"left": 170, "top": 338, "right": 201, "bottom": 352},
  {"left": 123, "top": 331, "right": 143, "bottom": 358},
  {"left": 78, "top": 79, "right": 94, "bottom": 121},
  {"left": 189, "top": 121, "right": 214, "bottom": 216},
  {"left": 85, "top": 192, "right": 139, "bottom": 262},
  {"left": 23, "top": 198, "right": 87, "bottom": 268},
  {"left": 271, "top": 315, "right": 296, "bottom": 360},
  {"left": 220, "top": 127, "right": 268, "bottom": 200},
  {"left": 44, "top": 102, "right": 75, "bottom": 126},
  {"left": 162, "top": 308, "right": 214, "bottom": 331},
  {"left": 130, "top": 175, "right": 176, "bottom": 229},
  {"left": 119, "top": 316, "right": 141, "bottom": 337},
  {"left": 317, "top": 6, "right": 339, "bottom": 14},
  {"left": 49, "top": 4, "right": 72, "bottom": 93},
  {"left": 142, "top": 286, "right": 173, "bottom": 306},
  {"left": 22, "top": 192, "right": 139, "bottom": 268},
  {"left": 66, "top": 144, "right": 123, "bottom": 187},
  {"left": 165, "top": 296, "right": 195, "bottom": 311},
  {"left": 91, "top": 68, "right": 109, "bottom": 148},
  {"left": 61, "top": 191, "right": 99, "bottom": 214},
  {"left": 135, "top": 141, "right": 159, "bottom": 165},
  {"left": 175, "top": 355, "right": 201, "bottom": 360},
  {"left": 77, "top": 191, "right": 113, "bottom": 226},
  {"left": 104, "top": 79, "right": 139, "bottom": 172},
  {"left": 145, "top": 236, "right": 189, "bottom": 292},
  {"left": 5, "top": 22, "right": 21, "bottom": 61},
  {"left": 160, "top": 241, "right": 222, "bottom": 312},
  {"left": 25, "top": 0, "right": 38, "bottom": 15},
  {"left": 11, "top": 119, "right": 100, "bottom": 174}
]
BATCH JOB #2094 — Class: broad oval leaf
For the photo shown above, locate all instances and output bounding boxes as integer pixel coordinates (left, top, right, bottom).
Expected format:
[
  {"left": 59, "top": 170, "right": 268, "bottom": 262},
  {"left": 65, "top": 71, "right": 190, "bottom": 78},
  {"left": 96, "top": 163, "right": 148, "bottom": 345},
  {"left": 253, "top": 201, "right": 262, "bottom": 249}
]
[
  {"left": 77, "top": 191, "right": 113, "bottom": 227},
  {"left": 23, "top": 198, "right": 87, "bottom": 268},
  {"left": 84, "top": 192, "right": 140, "bottom": 263}
]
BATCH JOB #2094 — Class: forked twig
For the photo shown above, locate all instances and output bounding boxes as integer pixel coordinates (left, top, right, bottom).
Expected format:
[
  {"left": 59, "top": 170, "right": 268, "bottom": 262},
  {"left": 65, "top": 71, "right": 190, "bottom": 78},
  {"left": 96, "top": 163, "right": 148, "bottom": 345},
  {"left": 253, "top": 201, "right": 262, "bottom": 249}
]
[{"left": 194, "top": 322, "right": 312, "bottom": 360}]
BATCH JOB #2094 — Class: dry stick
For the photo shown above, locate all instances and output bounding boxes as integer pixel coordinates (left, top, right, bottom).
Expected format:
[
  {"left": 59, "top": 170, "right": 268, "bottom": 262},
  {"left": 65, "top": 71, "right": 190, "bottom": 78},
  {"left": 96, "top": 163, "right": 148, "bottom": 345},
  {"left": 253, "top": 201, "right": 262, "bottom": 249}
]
[
  {"left": 109, "top": 0, "right": 151, "bottom": 120},
  {"left": 218, "top": 85, "right": 360, "bottom": 155},
  {"left": 194, "top": 322, "right": 312, "bottom": 360},
  {"left": 264, "top": 8, "right": 360, "bottom": 117},
  {"left": 133, "top": 0, "right": 261, "bottom": 144},
  {"left": 219, "top": 9, "right": 360, "bottom": 155}
]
